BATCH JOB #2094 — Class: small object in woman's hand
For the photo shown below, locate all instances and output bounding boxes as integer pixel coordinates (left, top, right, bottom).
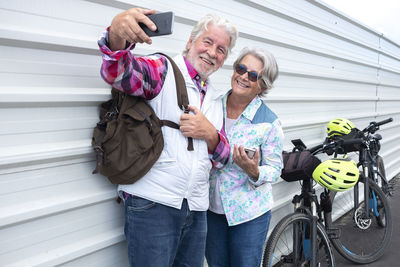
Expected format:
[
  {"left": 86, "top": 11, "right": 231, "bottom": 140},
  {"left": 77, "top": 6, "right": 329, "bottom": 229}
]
[{"left": 244, "top": 147, "right": 256, "bottom": 159}]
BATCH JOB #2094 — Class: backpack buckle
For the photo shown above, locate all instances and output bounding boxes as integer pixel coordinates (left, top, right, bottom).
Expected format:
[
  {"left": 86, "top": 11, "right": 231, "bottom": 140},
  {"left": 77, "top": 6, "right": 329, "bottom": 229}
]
[
  {"left": 105, "top": 106, "right": 119, "bottom": 120},
  {"left": 93, "top": 145, "right": 104, "bottom": 153}
]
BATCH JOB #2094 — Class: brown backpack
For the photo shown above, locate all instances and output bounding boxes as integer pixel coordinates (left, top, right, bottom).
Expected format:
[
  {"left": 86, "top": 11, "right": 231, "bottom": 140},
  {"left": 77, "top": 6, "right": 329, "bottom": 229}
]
[{"left": 92, "top": 54, "right": 193, "bottom": 184}]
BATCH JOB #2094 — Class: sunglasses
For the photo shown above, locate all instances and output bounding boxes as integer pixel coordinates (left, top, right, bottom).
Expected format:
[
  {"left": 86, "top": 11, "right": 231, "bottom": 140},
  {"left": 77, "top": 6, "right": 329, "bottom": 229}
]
[{"left": 234, "top": 64, "right": 259, "bottom": 82}]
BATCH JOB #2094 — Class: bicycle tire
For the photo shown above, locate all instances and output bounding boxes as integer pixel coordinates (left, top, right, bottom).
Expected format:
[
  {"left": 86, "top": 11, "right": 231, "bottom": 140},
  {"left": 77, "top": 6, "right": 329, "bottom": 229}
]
[
  {"left": 375, "top": 155, "right": 388, "bottom": 226},
  {"left": 376, "top": 155, "right": 390, "bottom": 196},
  {"left": 326, "top": 178, "right": 392, "bottom": 264},
  {"left": 263, "top": 213, "right": 335, "bottom": 267}
]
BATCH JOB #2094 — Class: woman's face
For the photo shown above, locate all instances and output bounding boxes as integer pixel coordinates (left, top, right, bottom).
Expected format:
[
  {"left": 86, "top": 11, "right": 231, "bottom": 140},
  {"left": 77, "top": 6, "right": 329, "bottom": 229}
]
[{"left": 231, "top": 54, "right": 264, "bottom": 101}]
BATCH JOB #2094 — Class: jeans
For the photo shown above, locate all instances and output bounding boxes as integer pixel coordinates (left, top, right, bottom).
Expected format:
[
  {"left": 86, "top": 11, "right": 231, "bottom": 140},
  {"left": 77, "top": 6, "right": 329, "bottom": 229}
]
[
  {"left": 124, "top": 194, "right": 207, "bottom": 267},
  {"left": 205, "top": 210, "right": 271, "bottom": 267}
]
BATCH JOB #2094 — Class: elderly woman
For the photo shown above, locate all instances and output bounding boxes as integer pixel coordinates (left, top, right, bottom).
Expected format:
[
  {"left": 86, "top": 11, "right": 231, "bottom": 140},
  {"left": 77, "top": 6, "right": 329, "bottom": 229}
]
[{"left": 206, "top": 47, "right": 284, "bottom": 267}]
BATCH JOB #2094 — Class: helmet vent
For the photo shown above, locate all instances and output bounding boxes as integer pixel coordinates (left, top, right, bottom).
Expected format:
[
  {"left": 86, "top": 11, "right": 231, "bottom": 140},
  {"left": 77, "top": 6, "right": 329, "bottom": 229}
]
[
  {"left": 323, "top": 172, "right": 335, "bottom": 179},
  {"left": 328, "top": 167, "right": 340, "bottom": 173},
  {"left": 320, "top": 176, "right": 332, "bottom": 185}
]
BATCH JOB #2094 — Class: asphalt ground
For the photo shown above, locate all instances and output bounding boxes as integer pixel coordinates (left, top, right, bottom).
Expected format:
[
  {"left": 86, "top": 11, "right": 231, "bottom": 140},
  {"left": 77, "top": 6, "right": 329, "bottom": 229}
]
[{"left": 334, "top": 174, "right": 400, "bottom": 267}]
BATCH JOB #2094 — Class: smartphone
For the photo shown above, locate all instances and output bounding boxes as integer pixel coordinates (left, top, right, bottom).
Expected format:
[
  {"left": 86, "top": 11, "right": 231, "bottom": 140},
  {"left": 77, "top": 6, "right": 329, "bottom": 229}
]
[
  {"left": 291, "top": 139, "right": 306, "bottom": 150},
  {"left": 139, "top": 11, "right": 174, "bottom": 37},
  {"left": 244, "top": 148, "right": 256, "bottom": 159}
]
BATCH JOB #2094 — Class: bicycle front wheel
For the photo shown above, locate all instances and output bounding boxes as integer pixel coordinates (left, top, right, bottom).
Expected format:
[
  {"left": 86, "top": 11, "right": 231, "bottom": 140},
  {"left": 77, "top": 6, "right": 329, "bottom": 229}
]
[
  {"left": 326, "top": 178, "right": 392, "bottom": 264},
  {"left": 263, "top": 213, "right": 334, "bottom": 267}
]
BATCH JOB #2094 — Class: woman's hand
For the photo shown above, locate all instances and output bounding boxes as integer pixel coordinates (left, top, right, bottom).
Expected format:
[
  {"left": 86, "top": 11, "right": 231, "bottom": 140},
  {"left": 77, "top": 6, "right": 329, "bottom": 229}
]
[{"left": 232, "top": 145, "right": 260, "bottom": 181}]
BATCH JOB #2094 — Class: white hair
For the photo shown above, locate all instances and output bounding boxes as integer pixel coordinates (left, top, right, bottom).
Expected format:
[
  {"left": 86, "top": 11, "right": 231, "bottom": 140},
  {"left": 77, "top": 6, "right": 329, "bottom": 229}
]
[
  {"left": 233, "top": 47, "right": 279, "bottom": 96},
  {"left": 183, "top": 14, "right": 238, "bottom": 58}
]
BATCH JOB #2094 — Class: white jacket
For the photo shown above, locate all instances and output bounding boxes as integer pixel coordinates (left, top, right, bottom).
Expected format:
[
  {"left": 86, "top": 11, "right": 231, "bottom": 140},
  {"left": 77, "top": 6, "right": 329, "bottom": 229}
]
[{"left": 118, "top": 55, "right": 224, "bottom": 211}]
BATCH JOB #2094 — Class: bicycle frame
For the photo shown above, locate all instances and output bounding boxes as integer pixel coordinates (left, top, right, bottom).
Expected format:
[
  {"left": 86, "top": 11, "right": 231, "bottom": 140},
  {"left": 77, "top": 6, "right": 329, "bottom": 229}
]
[{"left": 329, "top": 137, "right": 376, "bottom": 221}]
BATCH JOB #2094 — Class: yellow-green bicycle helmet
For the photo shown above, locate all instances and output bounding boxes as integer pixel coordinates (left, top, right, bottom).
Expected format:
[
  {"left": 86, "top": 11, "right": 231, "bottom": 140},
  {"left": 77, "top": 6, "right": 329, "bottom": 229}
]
[
  {"left": 312, "top": 158, "right": 359, "bottom": 192},
  {"left": 326, "top": 118, "right": 355, "bottom": 137}
]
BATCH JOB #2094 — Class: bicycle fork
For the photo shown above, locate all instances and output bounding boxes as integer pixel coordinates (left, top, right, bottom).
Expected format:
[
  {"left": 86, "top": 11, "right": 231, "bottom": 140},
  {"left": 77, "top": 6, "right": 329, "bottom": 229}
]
[
  {"left": 293, "top": 195, "right": 319, "bottom": 267},
  {"left": 363, "top": 166, "right": 371, "bottom": 218},
  {"left": 354, "top": 165, "right": 380, "bottom": 228},
  {"left": 310, "top": 200, "right": 318, "bottom": 267}
]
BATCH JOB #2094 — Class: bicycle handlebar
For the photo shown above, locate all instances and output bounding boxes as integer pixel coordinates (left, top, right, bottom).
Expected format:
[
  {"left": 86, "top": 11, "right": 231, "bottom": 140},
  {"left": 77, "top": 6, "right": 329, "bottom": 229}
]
[
  {"left": 363, "top": 117, "right": 393, "bottom": 134},
  {"left": 290, "top": 118, "right": 393, "bottom": 156},
  {"left": 376, "top": 117, "right": 393, "bottom": 126},
  {"left": 342, "top": 138, "right": 364, "bottom": 146},
  {"left": 308, "top": 144, "right": 323, "bottom": 154},
  {"left": 306, "top": 138, "right": 365, "bottom": 156}
]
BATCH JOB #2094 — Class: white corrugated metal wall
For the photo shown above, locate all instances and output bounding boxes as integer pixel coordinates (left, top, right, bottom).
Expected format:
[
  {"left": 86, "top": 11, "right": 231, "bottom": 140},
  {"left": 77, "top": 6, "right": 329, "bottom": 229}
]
[{"left": 1, "top": 0, "right": 399, "bottom": 266}]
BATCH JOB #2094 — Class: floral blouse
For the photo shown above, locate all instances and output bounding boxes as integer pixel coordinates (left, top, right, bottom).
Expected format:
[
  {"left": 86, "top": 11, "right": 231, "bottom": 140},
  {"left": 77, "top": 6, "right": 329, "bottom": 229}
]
[{"left": 209, "top": 92, "right": 284, "bottom": 226}]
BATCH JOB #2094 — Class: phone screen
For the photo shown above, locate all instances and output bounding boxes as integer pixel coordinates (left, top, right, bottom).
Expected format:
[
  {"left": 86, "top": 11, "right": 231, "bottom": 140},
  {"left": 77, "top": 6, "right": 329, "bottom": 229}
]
[{"left": 245, "top": 148, "right": 256, "bottom": 159}]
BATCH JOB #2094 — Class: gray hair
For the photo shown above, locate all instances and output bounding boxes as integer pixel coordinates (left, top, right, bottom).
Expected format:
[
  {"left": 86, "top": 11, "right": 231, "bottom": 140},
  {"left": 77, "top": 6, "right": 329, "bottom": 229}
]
[
  {"left": 183, "top": 14, "right": 238, "bottom": 58},
  {"left": 233, "top": 47, "right": 279, "bottom": 96}
]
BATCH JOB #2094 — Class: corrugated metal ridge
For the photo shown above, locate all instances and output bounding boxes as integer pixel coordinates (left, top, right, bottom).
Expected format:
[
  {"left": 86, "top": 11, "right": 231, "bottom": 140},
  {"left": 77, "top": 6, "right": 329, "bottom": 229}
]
[
  {"left": 4, "top": 227, "right": 124, "bottom": 267},
  {"left": 271, "top": 192, "right": 294, "bottom": 211},
  {"left": 0, "top": 190, "right": 116, "bottom": 228},
  {"left": 242, "top": 0, "right": 400, "bottom": 61},
  {"left": 281, "top": 111, "right": 379, "bottom": 129},
  {"left": 0, "top": 90, "right": 383, "bottom": 103},
  {"left": 0, "top": 140, "right": 92, "bottom": 167},
  {"left": 240, "top": 32, "right": 400, "bottom": 75},
  {"left": 386, "top": 157, "right": 400, "bottom": 177},
  {"left": 308, "top": 0, "right": 381, "bottom": 36},
  {"left": 311, "top": 0, "right": 400, "bottom": 48},
  {"left": 266, "top": 96, "right": 378, "bottom": 102},
  {"left": 0, "top": 87, "right": 110, "bottom": 103},
  {"left": 2, "top": 10, "right": 399, "bottom": 71}
]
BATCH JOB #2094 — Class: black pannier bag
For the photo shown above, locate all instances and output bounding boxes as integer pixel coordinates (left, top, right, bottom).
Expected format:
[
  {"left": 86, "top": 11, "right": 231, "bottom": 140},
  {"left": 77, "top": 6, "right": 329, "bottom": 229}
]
[{"left": 281, "top": 150, "right": 321, "bottom": 182}]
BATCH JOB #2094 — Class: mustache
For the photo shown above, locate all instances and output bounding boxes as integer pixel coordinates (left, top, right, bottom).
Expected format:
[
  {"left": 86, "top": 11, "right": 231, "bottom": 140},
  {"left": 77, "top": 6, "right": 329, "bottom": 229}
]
[{"left": 199, "top": 53, "right": 217, "bottom": 65}]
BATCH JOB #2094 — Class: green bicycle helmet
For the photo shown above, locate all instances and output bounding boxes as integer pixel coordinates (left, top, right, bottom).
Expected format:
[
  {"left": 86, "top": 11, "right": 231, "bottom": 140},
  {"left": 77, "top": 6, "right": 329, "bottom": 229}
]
[
  {"left": 326, "top": 118, "right": 355, "bottom": 137},
  {"left": 312, "top": 157, "right": 359, "bottom": 192}
]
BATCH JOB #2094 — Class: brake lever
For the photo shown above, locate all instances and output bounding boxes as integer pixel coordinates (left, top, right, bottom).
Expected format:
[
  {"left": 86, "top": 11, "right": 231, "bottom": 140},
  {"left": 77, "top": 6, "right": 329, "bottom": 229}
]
[{"left": 364, "top": 121, "right": 378, "bottom": 134}]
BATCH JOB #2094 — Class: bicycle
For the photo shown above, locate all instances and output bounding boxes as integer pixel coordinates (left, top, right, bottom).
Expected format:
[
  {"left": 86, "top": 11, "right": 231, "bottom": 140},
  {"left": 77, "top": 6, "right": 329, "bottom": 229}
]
[
  {"left": 262, "top": 139, "right": 339, "bottom": 267},
  {"left": 324, "top": 118, "right": 393, "bottom": 264},
  {"left": 263, "top": 126, "right": 393, "bottom": 266}
]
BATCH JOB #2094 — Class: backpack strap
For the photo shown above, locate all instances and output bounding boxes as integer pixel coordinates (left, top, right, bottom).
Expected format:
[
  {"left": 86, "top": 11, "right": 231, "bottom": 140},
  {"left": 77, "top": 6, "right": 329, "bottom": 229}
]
[
  {"left": 161, "top": 120, "right": 180, "bottom": 129},
  {"left": 159, "top": 53, "right": 193, "bottom": 151}
]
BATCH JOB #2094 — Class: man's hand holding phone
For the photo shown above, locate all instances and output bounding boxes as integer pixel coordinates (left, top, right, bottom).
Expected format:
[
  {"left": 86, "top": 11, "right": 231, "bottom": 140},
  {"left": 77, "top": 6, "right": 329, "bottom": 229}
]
[
  {"left": 139, "top": 12, "right": 174, "bottom": 37},
  {"left": 108, "top": 8, "right": 174, "bottom": 51}
]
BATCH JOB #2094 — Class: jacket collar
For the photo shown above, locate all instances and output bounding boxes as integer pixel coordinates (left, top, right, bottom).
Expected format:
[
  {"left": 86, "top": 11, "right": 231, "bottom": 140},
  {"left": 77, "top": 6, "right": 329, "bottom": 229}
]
[
  {"left": 223, "top": 90, "right": 262, "bottom": 121},
  {"left": 174, "top": 54, "right": 221, "bottom": 101}
]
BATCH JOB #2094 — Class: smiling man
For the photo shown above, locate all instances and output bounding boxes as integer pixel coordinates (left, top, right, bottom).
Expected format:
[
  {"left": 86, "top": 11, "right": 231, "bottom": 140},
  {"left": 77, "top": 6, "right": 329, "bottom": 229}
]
[{"left": 98, "top": 7, "right": 238, "bottom": 267}]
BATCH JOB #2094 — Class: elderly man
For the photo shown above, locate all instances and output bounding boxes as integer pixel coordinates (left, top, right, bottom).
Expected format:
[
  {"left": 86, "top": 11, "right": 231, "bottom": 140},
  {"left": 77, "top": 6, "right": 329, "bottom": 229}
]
[{"left": 98, "top": 7, "right": 238, "bottom": 267}]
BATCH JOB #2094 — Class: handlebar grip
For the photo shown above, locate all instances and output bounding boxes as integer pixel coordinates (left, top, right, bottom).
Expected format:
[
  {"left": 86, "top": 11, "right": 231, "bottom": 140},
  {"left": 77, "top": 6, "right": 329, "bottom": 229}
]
[
  {"left": 376, "top": 118, "right": 393, "bottom": 127},
  {"left": 309, "top": 144, "right": 323, "bottom": 153},
  {"left": 342, "top": 138, "right": 364, "bottom": 146}
]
